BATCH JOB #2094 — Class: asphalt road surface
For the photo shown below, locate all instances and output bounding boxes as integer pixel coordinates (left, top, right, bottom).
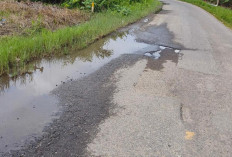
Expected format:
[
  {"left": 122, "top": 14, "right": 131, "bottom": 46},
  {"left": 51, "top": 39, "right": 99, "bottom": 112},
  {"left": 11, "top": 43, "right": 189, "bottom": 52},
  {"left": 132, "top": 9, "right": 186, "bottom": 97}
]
[{"left": 5, "top": 0, "right": 232, "bottom": 156}]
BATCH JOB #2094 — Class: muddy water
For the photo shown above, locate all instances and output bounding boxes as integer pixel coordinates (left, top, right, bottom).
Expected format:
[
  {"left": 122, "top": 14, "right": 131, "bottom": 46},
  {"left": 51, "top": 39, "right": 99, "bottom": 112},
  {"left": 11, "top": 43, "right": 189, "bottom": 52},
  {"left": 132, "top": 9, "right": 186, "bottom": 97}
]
[{"left": 0, "top": 32, "right": 153, "bottom": 154}]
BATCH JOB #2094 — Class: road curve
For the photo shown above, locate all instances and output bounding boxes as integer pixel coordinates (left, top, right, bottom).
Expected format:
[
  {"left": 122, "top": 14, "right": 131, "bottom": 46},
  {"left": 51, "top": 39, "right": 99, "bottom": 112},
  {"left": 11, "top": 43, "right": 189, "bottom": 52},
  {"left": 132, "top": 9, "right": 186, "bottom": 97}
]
[
  {"left": 5, "top": 0, "right": 232, "bottom": 156},
  {"left": 88, "top": 0, "right": 232, "bottom": 156}
]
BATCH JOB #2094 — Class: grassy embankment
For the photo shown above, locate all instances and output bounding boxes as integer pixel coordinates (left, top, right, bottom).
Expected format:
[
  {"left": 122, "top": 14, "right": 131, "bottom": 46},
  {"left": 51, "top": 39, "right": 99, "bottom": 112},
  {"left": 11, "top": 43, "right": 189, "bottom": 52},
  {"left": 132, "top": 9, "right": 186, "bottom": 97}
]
[
  {"left": 0, "top": 1, "right": 89, "bottom": 36},
  {"left": 180, "top": 0, "right": 232, "bottom": 29},
  {"left": 0, "top": 0, "right": 162, "bottom": 76}
]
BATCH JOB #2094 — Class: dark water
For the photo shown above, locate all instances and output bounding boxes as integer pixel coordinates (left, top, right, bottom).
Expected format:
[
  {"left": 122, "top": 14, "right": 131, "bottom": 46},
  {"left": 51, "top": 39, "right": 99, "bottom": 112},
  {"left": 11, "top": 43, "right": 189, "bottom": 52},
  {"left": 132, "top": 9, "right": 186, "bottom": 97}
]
[{"left": 0, "top": 32, "right": 151, "bottom": 154}]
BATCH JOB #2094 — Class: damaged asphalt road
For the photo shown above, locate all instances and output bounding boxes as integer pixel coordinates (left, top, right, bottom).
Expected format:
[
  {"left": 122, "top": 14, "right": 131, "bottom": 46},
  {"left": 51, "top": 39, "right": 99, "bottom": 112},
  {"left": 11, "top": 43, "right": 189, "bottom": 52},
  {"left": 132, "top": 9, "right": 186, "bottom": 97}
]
[
  {"left": 3, "top": 0, "right": 232, "bottom": 156},
  {"left": 11, "top": 54, "right": 143, "bottom": 157}
]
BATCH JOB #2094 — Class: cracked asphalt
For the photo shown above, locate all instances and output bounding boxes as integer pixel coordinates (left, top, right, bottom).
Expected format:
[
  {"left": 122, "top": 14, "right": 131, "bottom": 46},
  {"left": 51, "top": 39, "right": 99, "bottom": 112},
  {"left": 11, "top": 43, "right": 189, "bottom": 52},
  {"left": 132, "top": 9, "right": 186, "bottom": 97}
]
[{"left": 3, "top": 0, "right": 232, "bottom": 156}]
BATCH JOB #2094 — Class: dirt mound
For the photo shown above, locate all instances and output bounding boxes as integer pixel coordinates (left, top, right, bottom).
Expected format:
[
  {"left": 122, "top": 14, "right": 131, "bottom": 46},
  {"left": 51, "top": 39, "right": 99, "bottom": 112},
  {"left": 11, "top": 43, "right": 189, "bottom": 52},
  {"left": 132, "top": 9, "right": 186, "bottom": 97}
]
[{"left": 0, "top": 1, "right": 89, "bottom": 36}]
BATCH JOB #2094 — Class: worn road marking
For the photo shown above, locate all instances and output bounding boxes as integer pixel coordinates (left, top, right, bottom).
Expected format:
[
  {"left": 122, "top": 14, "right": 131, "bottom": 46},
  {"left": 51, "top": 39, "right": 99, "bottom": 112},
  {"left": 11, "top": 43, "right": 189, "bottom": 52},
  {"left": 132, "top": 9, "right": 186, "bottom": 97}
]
[{"left": 185, "top": 131, "right": 195, "bottom": 140}]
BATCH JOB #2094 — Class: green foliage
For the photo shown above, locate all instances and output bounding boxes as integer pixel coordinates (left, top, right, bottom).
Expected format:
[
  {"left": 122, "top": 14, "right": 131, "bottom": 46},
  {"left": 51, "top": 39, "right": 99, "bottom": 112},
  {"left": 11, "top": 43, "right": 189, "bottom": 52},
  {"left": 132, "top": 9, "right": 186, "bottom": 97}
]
[
  {"left": 63, "top": 0, "right": 149, "bottom": 14},
  {"left": 23, "top": 17, "right": 45, "bottom": 35},
  {"left": 33, "top": 0, "right": 150, "bottom": 15},
  {"left": 62, "top": 0, "right": 83, "bottom": 8},
  {"left": 113, "top": 5, "right": 131, "bottom": 16},
  {"left": 204, "top": 0, "right": 232, "bottom": 7},
  {"left": 31, "top": 0, "right": 66, "bottom": 4}
]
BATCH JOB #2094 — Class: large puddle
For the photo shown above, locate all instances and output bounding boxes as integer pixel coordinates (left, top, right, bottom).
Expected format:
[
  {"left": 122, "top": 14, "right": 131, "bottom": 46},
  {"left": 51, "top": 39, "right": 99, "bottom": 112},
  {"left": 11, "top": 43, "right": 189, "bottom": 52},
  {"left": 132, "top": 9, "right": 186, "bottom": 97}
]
[
  {"left": 0, "top": 24, "right": 183, "bottom": 154},
  {"left": 0, "top": 32, "right": 153, "bottom": 154}
]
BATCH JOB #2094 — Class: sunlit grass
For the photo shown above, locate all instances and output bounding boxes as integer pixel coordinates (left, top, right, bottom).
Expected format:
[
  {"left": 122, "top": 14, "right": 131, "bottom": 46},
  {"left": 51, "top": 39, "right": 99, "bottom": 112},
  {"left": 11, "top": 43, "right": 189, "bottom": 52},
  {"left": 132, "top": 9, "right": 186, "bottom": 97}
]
[{"left": 0, "top": 0, "right": 161, "bottom": 75}]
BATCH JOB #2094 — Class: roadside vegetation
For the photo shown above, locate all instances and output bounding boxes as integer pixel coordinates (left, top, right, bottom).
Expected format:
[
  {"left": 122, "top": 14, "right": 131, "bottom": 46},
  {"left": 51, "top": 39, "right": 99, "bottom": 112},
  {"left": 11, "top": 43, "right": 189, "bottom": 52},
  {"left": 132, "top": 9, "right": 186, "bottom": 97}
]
[
  {"left": 180, "top": 0, "right": 232, "bottom": 29},
  {"left": 0, "top": 0, "right": 161, "bottom": 76},
  {"left": 204, "top": 0, "right": 232, "bottom": 8},
  {"left": 0, "top": 1, "right": 89, "bottom": 36}
]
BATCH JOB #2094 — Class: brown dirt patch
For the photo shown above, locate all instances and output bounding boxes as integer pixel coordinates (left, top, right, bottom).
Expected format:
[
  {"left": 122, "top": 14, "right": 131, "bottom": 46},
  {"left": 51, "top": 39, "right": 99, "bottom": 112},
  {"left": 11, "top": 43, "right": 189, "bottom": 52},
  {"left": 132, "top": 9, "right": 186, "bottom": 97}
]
[{"left": 0, "top": 0, "right": 90, "bottom": 36}]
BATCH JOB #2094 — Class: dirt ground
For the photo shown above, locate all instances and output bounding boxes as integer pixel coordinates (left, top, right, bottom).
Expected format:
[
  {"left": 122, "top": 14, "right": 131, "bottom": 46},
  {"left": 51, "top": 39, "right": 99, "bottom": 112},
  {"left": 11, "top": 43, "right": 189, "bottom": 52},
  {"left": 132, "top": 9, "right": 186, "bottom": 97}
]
[{"left": 0, "top": 0, "right": 89, "bottom": 36}]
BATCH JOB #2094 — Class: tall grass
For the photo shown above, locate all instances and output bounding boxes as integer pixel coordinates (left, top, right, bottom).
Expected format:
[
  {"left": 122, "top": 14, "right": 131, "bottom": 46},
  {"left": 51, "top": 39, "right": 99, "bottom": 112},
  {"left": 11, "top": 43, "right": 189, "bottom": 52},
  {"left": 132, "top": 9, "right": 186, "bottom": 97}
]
[
  {"left": 0, "top": 0, "right": 161, "bottom": 75},
  {"left": 180, "top": 0, "right": 232, "bottom": 29}
]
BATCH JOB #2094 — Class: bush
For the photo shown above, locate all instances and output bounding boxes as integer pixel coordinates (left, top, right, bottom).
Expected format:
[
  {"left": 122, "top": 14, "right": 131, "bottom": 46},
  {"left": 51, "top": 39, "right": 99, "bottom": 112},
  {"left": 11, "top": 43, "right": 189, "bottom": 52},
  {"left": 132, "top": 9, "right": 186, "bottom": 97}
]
[
  {"left": 62, "top": 0, "right": 149, "bottom": 13},
  {"left": 31, "top": 0, "right": 149, "bottom": 14},
  {"left": 204, "top": 0, "right": 232, "bottom": 7},
  {"left": 62, "top": 0, "right": 84, "bottom": 8},
  {"left": 31, "top": 0, "right": 66, "bottom": 4}
]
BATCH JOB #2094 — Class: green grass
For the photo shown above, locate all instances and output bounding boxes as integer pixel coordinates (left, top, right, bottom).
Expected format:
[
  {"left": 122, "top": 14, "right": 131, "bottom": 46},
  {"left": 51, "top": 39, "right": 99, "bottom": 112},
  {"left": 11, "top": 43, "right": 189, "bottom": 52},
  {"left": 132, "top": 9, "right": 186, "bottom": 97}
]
[
  {"left": 0, "top": 0, "right": 162, "bottom": 76},
  {"left": 180, "top": 0, "right": 232, "bottom": 29}
]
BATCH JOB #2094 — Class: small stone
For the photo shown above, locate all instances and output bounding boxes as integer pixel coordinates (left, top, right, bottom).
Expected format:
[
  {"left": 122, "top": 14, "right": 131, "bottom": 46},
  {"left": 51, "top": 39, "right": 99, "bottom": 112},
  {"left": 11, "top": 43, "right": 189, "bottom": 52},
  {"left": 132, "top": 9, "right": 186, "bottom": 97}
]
[{"left": 175, "top": 49, "right": 180, "bottom": 53}]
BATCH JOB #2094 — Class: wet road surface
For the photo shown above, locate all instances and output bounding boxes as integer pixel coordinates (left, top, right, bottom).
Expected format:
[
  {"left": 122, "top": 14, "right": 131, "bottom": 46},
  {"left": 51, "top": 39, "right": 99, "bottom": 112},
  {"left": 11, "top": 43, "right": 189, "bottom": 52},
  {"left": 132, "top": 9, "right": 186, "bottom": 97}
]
[
  {"left": 1, "top": 0, "right": 232, "bottom": 156},
  {"left": 0, "top": 24, "right": 155, "bottom": 154}
]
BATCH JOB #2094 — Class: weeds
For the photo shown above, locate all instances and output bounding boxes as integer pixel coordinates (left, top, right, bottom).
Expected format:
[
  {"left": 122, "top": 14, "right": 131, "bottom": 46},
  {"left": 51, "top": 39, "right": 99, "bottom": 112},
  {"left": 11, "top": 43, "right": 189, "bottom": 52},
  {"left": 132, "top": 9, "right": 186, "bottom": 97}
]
[{"left": 0, "top": 1, "right": 89, "bottom": 36}]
